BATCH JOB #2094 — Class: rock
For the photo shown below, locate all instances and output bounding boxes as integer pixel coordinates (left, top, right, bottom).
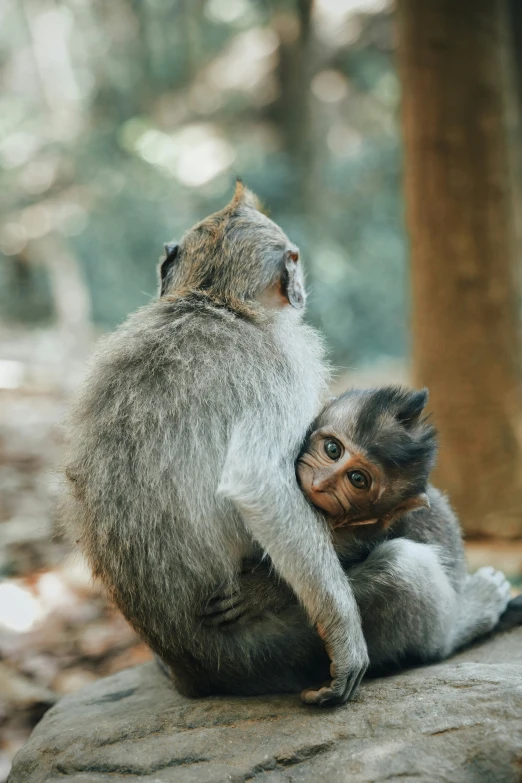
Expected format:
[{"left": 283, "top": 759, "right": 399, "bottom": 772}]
[{"left": 8, "top": 628, "right": 522, "bottom": 783}]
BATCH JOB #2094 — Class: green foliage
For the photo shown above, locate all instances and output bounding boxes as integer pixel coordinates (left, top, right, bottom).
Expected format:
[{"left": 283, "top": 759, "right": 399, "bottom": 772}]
[{"left": 0, "top": 0, "right": 404, "bottom": 367}]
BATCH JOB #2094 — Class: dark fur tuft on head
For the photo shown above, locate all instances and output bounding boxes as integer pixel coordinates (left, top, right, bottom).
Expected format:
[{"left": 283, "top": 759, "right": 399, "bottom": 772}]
[
  {"left": 394, "top": 388, "right": 428, "bottom": 428},
  {"left": 323, "top": 386, "right": 437, "bottom": 494}
]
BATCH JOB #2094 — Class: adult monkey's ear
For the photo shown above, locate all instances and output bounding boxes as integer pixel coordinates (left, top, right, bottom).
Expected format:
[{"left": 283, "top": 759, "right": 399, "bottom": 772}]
[
  {"left": 159, "top": 242, "right": 180, "bottom": 296},
  {"left": 281, "top": 249, "right": 305, "bottom": 309}
]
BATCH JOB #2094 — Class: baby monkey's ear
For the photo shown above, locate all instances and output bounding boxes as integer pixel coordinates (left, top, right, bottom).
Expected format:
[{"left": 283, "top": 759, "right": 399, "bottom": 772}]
[
  {"left": 405, "top": 492, "right": 430, "bottom": 511},
  {"left": 395, "top": 388, "right": 429, "bottom": 429},
  {"left": 384, "top": 491, "right": 430, "bottom": 528},
  {"left": 159, "top": 242, "right": 180, "bottom": 296}
]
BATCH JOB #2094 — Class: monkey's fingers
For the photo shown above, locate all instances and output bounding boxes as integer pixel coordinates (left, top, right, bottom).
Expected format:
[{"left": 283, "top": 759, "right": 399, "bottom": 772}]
[
  {"left": 301, "top": 680, "right": 350, "bottom": 707},
  {"left": 203, "top": 592, "right": 243, "bottom": 613},
  {"left": 304, "top": 621, "right": 368, "bottom": 706},
  {"left": 301, "top": 684, "right": 336, "bottom": 706},
  {"left": 301, "top": 668, "right": 364, "bottom": 707},
  {"left": 201, "top": 599, "right": 247, "bottom": 627},
  {"left": 206, "top": 594, "right": 242, "bottom": 609},
  {"left": 301, "top": 680, "right": 332, "bottom": 705},
  {"left": 207, "top": 586, "right": 241, "bottom": 603}
]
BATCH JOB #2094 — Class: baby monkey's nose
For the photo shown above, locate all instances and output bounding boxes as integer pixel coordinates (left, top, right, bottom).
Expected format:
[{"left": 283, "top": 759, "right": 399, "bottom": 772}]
[{"left": 312, "top": 474, "right": 333, "bottom": 492}]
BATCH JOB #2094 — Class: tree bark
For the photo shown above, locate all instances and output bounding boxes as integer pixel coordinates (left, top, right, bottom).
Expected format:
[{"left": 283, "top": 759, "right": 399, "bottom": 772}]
[
  {"left": 270, "top": 0, "right": 315, "bottom": 215},
  {"left": 397, "top": 0, "right": 522, "bottom": 537}
]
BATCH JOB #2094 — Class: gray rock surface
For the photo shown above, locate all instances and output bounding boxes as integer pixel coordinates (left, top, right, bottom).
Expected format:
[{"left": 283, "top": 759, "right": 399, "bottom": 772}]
[{"left": 8, "top": 628, "right": 522, "bottom": 783}]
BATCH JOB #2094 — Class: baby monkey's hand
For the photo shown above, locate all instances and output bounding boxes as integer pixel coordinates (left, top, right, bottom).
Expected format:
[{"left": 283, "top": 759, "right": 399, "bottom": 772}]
[{"left": 201, "top": 562, "right": 294, "bottom": 628}]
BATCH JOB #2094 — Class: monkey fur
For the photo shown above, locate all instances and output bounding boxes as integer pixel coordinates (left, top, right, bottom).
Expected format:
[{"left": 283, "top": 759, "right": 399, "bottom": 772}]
[
  {"left": 297, "top": 387, "right": 438, "bottom": 535},
  {"left": 62, "top": 182, "right": 368, "bottom": 706},
  {"left": 62, "top": 186, "right": 515, "bottom": 704},
  {"left": 205, "top": 386, "right": 516, "bottom": 679}
]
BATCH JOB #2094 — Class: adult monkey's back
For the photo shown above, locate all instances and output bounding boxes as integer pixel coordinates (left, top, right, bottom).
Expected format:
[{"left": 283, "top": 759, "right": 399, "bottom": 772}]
[{"left": 62, "top": 183, "right": 369, "bottom": 706}]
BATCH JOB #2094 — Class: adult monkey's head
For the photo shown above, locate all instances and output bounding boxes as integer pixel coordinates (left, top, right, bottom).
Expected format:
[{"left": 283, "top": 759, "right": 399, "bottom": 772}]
[{"left": 159, "top": 180, "right": 305, "bottom": 316}]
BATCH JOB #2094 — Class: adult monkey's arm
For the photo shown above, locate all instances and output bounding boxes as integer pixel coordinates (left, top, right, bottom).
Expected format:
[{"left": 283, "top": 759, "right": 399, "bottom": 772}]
[{"left": 218, "top": 421, "right": 369, "bottom": 706}]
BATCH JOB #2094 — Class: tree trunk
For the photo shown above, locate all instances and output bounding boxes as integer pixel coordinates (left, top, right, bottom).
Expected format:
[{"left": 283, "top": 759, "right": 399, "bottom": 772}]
[
  {"left": 397, "top": 0, "right": 522, "bottom": 537},
  {"left": 270, "top": 0, "right": 315, "bottom": 215}
]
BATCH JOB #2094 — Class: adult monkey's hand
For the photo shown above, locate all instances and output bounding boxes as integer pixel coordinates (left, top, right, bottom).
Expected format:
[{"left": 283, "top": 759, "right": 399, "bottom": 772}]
[{"left": 302, "top": 618, "right": 368, "bottom": 706}]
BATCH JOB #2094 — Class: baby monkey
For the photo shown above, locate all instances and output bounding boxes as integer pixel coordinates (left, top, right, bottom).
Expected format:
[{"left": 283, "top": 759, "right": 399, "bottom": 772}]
[
  {"left": 297, "top": 385, "right": 440, "bottom": 553},
  {"left": 206, "top": 386, "right": 512, "bottom": 676}
]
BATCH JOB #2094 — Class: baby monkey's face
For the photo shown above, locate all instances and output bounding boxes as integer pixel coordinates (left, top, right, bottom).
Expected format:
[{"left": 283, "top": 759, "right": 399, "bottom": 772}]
[
  {"left": 297, "top": 427, "right": 385, "bottom": 527},
  {"left": 297, "top": 388, "right": 436, "bottom": 529}
]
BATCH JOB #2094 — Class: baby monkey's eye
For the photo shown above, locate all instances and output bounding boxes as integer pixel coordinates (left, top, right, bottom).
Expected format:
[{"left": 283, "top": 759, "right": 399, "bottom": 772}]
[
  {"left": 324, "top": 439, "right": 342, "bottom": 460},
  {"left": 348, "top": 470, "right": 369, "bottom": 490}
]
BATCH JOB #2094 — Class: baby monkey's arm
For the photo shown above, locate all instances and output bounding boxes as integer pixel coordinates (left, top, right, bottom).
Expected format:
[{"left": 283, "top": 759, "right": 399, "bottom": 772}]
[{"left": 201, "top": 560, "right": 294, "bottom": 627}]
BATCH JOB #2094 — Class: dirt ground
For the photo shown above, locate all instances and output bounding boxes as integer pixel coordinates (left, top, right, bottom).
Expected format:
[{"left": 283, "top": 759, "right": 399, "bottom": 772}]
[{"left": 1, "top": 327, "right": 521, "bottom": 782}]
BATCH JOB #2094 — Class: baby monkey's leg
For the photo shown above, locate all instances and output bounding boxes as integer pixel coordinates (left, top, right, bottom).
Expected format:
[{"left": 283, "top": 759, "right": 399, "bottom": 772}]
[
  {"left": 449, "top": 566, "right": 511, "bottom": 650},
  {"left": 346, "top": 539, "right": 458, "bottom": 669}
]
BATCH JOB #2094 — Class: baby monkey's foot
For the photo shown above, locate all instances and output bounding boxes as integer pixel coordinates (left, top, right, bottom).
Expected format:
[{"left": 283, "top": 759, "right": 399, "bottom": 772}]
[{"left": 469, "top": 566, "right": 512, "bottom": 629}]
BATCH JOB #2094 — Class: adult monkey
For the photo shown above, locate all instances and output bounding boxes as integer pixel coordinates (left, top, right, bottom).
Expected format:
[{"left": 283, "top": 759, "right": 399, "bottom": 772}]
[{"left": 62, "top": 182, "right": 367, "bottom": 706}]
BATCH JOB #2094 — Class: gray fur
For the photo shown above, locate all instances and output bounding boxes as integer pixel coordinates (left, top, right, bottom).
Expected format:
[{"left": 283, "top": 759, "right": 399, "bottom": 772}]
[
  {"left": 342, "top": 488, "right": 511, "bottom": 669},
  {"left": 62, "top": 188, "right": 513, "bottom": 703},
  {"left": 322, "top": 389, "right": 512, "bottom": 667},
  {"left": 61, "top": 185, "right": 368, "bottom": 705},
  {"left": 207, "top": 397, "right": 514, "bottom": 678}
]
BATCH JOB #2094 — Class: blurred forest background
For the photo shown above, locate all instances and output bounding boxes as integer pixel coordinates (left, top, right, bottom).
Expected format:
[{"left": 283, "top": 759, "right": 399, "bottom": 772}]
[{"left": 1, "top": 0, "right": 522, "bottom": 778}]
